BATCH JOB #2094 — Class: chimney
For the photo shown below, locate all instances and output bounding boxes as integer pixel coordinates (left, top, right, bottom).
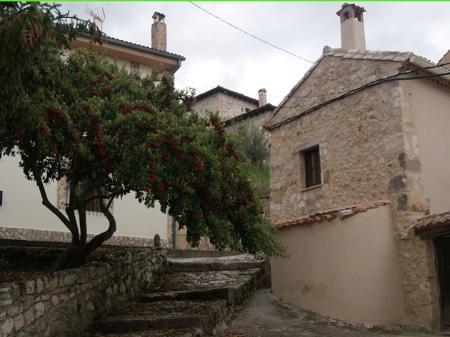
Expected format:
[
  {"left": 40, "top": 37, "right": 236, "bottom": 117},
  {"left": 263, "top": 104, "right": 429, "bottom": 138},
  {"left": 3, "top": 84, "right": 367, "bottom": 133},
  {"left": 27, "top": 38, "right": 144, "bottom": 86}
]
[
  {"left": 258, "top": 88, "right": 267, "bottom": 107},
  {"left": 151, "top": 12, "right": 167, "bottom": 51},
  {"left": 336, "top": 3, "right": 366, "bottom": 50}
]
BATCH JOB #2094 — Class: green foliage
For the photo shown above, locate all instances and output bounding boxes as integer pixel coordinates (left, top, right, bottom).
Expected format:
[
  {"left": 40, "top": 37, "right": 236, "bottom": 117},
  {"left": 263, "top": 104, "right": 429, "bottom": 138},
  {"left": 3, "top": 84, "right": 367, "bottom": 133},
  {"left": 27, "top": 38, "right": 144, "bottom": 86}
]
[
  {"left": 0, "top": 3, "right": 284, "bottom": 266},
  {"left": 229, "top": 125, "right": 270, "bottom": 197},
  {"left": 233, "top": 125, "right": 269, "bottom": 168}
]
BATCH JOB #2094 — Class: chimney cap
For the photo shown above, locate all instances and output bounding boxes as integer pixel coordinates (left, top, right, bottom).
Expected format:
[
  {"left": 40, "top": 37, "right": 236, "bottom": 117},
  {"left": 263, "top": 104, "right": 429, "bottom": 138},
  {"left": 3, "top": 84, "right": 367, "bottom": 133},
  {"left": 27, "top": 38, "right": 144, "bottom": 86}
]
[
  {"left": 258, "top": 88, "right": 267, "bottom": 93},
  {"left": 336, "top": 3, "right": 366, "bottom": 16},
  {"left": 152, "top": 11, "right": 165, "bottom": 22}
]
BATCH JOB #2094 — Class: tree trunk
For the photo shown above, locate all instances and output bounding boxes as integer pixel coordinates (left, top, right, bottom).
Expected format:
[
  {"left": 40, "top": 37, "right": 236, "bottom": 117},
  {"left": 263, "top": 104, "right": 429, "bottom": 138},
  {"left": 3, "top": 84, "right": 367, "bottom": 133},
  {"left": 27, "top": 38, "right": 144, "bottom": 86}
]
[{"left": 53, "top": 194, "right": 116, "bottom": 271}]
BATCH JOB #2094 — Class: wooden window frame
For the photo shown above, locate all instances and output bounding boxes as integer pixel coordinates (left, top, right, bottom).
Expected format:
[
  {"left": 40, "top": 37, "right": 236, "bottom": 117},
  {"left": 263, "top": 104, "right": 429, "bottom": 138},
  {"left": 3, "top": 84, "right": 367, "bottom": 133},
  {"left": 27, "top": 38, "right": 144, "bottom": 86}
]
[{"left": 302, "top": 146, "right": 321, "bottom": 188}]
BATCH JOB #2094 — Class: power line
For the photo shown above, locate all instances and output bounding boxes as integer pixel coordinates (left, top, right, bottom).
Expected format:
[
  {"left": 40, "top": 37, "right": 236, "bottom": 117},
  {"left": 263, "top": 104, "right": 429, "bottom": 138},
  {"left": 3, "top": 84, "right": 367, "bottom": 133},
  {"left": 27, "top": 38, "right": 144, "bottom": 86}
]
[
  {"left": 267, "top": 65, "right": 450, "bottom": 129},
  {"left": 189, "top": 1, "right": 314, "bottom": 64},
  {"left": 276, "top": 61, "right": 450, "bottom": 108}
]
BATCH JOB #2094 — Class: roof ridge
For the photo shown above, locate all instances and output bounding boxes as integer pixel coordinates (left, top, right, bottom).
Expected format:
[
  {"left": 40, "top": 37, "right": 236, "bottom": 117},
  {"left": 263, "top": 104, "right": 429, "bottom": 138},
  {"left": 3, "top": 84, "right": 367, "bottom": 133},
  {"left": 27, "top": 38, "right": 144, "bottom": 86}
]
[
  {"left": 195, "top": 86, "right": 259, "bottom": 105},
  {"left": 103, "top": 35, "right": 185, "bottom": 61}
]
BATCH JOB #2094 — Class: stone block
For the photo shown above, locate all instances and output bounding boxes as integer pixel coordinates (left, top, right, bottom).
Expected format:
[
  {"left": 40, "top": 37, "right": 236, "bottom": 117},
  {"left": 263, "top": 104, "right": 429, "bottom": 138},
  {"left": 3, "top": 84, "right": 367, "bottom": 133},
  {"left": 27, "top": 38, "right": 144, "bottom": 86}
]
[
  {"left": 36, "top": 279, "right": 44, "bottom": 294},
  {"left": 7, "top": 304, "right": 23, "bottom": 316},
  {"left": 25, "top": 281, "right": 35, "bottom": 295},
  {"left": 1, "top": 318, "right": 14, "bottom": 335},
  {"left": 14, "top": 314, "right": 24, "bottom": 331},
  {"left": 51, "top": 295, "right": 60, "bottom": 306},
  {"left": 35, "top": 302, "right": 45, "bottom": 318},
  {"left": 24, "top": 307, "right": 35, "bottom": 325}
]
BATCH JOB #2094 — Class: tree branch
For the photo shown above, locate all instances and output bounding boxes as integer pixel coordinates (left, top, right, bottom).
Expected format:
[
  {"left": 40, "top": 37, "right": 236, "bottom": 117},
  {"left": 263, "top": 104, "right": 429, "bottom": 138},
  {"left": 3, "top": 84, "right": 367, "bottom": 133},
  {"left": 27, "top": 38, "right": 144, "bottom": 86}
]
[
  {"left": 32, "top": 169, "right": 79, "bottom": 242},
  {"left": 84, "top": 188, "right": 116, "bottom": 256}
]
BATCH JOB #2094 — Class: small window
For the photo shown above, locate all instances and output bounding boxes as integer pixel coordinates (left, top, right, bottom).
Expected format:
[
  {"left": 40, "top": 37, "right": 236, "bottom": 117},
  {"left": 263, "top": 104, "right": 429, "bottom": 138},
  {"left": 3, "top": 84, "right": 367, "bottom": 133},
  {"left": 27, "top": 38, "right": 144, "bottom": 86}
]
[
  {"left": 130, "top": 62, "right": 140, "bottom": 74},
  {"left": 75, "top": 184, "right": 103, "bottom": 213},
  {"left": 303, "top": 146, "right": 321, "bottom": 188}
]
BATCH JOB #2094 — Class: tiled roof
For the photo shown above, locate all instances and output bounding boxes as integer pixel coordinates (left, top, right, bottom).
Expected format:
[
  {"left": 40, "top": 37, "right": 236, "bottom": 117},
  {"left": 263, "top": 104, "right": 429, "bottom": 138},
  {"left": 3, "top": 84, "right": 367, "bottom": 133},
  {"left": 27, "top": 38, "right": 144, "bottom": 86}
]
[
  {"left": 104, "top": 36, "right": 185, "bottom": 61},
  {"left": 264, "top": 48, "right": 450, "bottom": 130},
  {"left": 195, "top": 86, "right": 259, "bottom": 105},
  {"left": 414, "top": 211, "right": 450, "bottom": 234},
  {"left": 274, "top": 200, "right": 391, "bottom": 230}
]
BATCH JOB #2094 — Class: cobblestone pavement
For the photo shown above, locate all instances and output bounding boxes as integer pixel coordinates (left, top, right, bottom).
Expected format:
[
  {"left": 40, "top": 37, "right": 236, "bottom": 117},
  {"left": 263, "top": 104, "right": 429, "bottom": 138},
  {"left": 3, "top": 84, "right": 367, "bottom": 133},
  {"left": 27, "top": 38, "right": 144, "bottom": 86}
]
[{"left": 222, "top": 290, "right": 445, "bottom": 337}]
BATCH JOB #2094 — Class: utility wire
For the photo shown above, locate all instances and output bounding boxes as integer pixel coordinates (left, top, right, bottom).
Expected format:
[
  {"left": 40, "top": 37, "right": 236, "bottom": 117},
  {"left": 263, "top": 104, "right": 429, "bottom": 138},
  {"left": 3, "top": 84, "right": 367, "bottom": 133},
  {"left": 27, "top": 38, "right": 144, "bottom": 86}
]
[
  {"left": 267, "top": 64, "right": 450, "bottom": 129},
  {"left": 189, "top": 1, "right": 314, "bottom": 64},
  {"left": 277, "top": 61, "right": 450, "bottom": 107}
]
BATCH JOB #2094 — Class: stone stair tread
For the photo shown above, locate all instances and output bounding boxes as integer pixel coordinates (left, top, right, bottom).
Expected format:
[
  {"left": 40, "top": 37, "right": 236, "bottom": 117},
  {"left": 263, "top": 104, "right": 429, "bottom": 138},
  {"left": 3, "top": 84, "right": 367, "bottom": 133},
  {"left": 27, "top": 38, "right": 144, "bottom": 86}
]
[
  {"left": 165, "top": 255, "right": 264, "bottom": 272},
  {"left": 150, "top": 269, "right": 261, "bottom": 293},
  {"left": 92, "top": 327, "right": 203, "bottom": 337},
  {"left": 91, "top": 313, "right": 208, "bottom": 333},
  {"left": 92, "top": 299, "right": 229, "bottom": 334},
  {"left": 107, "top": 299, "right": 227, "bottom": 317}
]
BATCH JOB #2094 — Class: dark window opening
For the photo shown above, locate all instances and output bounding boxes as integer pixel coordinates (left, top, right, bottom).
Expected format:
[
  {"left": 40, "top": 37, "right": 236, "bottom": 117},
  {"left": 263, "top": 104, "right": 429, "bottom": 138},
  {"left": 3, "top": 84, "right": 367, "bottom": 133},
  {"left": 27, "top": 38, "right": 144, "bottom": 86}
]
[
  {"left": 303, "top": 146, "right": 321, "bottom": 188},
  {"left": 70, "top": 183, "right": 104, "bottom": 213}
]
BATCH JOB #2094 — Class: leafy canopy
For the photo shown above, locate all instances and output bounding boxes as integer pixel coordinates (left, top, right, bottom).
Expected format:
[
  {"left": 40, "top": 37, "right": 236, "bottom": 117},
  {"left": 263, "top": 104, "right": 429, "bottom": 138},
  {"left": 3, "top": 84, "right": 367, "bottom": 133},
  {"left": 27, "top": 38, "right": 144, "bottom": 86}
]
[{"left": 0, "top": 3, "right": 284, "bottom": 260}]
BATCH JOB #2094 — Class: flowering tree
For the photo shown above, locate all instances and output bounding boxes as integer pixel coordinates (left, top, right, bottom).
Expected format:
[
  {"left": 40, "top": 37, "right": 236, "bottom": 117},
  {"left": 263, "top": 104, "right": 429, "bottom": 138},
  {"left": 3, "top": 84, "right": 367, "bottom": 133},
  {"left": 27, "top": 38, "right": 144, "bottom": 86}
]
[{"left": 0, "top": 3, "right": 283, "bottom": 269}]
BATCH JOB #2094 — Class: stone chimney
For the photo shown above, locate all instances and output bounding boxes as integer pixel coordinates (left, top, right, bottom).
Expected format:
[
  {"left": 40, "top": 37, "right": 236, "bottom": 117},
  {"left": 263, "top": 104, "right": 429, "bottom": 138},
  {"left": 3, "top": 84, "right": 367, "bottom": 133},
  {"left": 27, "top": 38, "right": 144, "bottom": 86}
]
[
  {"left": 258, "top": 88, "right": 267, "bottom": 107},
  {"left": 336, "top": 3, "right": 366, "bottom": 50},
  {"left": 151, "top": 12, "right": 167, "bottom": 51}
]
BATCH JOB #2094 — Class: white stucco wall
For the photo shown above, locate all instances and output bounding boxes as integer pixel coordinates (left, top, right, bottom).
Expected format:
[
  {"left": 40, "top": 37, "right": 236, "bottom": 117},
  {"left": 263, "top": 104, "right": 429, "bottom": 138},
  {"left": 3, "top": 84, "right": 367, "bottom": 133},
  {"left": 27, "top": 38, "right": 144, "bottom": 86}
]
[
  {"left": 402, "top": 80, "right": 450, "bottom": 214},
  {"left": 0, "top": 155, "right": 166, "bottom": 239},
  {"left": 271, "top": 205, "right": 407, "bottom": 326}
]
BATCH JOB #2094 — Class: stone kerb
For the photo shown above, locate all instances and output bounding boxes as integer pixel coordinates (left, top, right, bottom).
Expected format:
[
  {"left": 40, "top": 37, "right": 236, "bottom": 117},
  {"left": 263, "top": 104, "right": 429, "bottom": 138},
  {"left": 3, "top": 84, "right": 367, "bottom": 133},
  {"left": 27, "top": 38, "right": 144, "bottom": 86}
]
[{"left": 0, "top": 248, "right": 166, "bottom": 337}]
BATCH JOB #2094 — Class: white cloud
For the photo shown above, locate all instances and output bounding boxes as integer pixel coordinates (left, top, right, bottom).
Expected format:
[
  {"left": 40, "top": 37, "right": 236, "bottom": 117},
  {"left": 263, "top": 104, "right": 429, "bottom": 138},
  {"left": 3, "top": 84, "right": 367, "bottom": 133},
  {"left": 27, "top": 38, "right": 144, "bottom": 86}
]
[{"left": 60, "top": 2, "right": 450, "bottom": 104}]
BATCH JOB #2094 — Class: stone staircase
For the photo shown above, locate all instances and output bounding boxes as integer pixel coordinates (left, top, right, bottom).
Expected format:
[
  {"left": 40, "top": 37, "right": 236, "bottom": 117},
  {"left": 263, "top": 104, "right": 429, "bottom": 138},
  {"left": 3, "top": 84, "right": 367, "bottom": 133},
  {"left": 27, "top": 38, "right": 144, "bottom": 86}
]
[{"left": 90, "top": 252, "right": 266, "bottom": 337}]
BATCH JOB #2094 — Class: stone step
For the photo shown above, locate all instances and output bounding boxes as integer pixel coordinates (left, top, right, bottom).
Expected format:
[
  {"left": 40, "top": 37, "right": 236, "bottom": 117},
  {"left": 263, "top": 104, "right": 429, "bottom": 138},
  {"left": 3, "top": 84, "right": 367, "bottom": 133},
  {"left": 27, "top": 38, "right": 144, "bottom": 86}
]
[
  {"left": 166, "top": 249, "right": 241, "bottom": 259},
  {"left": 144, "top": 269, "right": 261, "bottom": 305},
  {"left": 91, "top": 299, "right": 227, "bottom": 334},
  {"left": 164, "top": 255, "right": 265, "bottom": 273},
  {"left": 91, "top": 327, "right": 203, "bottom": 337}
]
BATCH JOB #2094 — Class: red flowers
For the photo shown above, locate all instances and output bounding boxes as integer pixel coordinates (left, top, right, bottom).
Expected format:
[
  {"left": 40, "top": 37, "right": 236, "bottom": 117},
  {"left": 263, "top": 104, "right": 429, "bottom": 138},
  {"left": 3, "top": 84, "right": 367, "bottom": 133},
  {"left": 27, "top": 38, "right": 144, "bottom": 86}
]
[
  {"left": 91, "top": 142, "right": 106, "bottom": 157},
  {"left": 194, "top": 162, "right": 205, "bottom": 171},
  {"left": 46, "top": 107, "right": 65, "bottom": 121},
  {"left": 123, "top": 105, "right": 133, "bottom": 114}
]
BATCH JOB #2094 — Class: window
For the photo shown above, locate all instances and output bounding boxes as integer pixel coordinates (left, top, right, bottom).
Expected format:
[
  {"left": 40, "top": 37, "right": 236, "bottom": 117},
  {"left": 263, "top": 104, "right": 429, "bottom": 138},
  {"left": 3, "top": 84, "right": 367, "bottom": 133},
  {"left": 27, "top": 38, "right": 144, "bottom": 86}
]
[
  {"left": 303, "top": 146, "right": 321, "bottom": 188},
  {"left": 74, "top": 184, "right": 103, "bottom": 213},
  {"left": 130, "top": 62, "right": 140, "bottom": 74},
  {"left": 59, "top": 181, "right": 104, "bottom": 213}
]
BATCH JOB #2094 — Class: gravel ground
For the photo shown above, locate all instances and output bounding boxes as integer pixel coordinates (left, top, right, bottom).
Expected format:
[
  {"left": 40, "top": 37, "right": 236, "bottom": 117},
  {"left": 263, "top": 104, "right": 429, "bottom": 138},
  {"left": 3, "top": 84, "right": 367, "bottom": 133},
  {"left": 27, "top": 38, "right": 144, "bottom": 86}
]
[{"left": 222, "top": 290, "right": 446, "bottom": 337}]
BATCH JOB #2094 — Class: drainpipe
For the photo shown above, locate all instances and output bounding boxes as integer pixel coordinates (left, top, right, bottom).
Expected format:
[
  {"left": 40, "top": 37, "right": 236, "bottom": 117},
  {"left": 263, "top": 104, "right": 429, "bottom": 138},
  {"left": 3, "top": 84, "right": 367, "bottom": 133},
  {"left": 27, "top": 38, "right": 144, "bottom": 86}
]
[{"left": 171, "top": 216, "right": 177, "bottom": 249}]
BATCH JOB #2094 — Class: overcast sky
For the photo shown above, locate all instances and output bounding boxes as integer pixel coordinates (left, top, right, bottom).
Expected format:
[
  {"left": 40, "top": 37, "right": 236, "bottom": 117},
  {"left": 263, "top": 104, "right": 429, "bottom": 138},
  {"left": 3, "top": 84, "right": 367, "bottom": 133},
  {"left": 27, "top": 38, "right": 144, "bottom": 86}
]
[{"left": 60, "top": 2, "right": 450, "bottom": 105}]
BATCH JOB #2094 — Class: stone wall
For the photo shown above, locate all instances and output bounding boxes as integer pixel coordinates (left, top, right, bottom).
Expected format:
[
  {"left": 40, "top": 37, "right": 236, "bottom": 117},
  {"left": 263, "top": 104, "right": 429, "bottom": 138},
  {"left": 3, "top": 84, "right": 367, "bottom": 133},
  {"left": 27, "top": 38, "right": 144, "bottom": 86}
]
[
  {"left": 0, "top": 226, "right": 168, "bottom": 248},
  {"left": 0, "top": 248, "right": 166, "bottom": 337},
  {"left": 268, "top": 55, "right": 438, "bottom": 328},
  {"left": 193, "top": 92, "right": 258, "bottom": 121}
]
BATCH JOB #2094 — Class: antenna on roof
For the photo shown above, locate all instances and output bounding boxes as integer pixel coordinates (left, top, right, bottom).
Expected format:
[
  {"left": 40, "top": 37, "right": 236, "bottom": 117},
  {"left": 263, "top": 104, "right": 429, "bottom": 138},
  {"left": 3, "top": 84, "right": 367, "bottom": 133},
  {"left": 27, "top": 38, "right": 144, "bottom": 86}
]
[{"left": 85, "top": 6, "right": 106, "bottom": 30}]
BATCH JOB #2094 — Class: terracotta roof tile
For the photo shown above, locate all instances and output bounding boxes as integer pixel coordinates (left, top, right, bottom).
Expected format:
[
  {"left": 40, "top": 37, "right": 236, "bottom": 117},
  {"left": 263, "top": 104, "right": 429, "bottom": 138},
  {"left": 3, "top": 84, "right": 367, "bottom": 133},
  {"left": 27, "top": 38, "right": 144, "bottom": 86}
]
[
  {"left": 414, "top": 211, "right": 450, "bottom": 234},
  {"left": 274, "top": 200, "right": 390, "bottom": 230}
]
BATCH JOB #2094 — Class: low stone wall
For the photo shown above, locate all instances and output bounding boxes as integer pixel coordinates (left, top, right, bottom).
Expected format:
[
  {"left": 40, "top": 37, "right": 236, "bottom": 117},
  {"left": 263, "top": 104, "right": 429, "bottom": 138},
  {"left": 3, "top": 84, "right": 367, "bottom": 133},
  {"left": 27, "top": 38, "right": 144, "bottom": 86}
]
[
  {"left": 0, "top": 248, "right": 166, "bottom": 337},
  {"left": 0, "top": 226, "right": 168, "bottom": 248}
]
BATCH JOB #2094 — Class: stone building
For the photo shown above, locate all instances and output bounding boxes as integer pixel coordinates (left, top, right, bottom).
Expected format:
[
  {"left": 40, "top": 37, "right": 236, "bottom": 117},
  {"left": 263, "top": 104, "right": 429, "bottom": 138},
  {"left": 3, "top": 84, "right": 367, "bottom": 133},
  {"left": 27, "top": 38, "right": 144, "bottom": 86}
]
[
  {"left": 0, "top": 12, "right": 185, "bottom": 248},
  {"left": 265, "top": 3, "right": 450, "bottom": 329},
  {"left": 439, "top": 50, "right": 450, "bottom": 70},
  {"left": 193, "top": 85, "right": 257, "bottom": 120}
]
